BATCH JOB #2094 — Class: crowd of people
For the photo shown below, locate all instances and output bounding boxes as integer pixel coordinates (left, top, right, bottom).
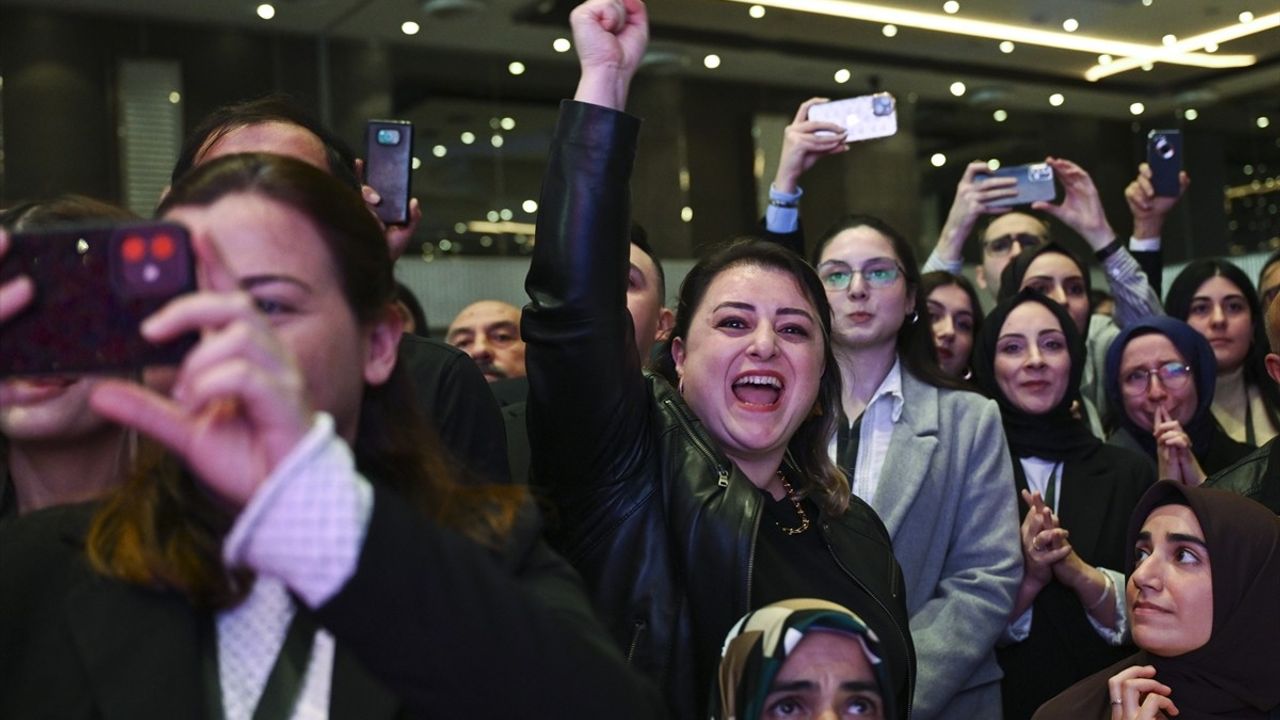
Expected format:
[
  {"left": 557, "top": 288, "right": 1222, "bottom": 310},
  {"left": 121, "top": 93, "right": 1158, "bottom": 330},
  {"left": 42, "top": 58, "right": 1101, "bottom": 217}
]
[{"left": 1, "top": 0, "right": 1278, "bottom": 718}]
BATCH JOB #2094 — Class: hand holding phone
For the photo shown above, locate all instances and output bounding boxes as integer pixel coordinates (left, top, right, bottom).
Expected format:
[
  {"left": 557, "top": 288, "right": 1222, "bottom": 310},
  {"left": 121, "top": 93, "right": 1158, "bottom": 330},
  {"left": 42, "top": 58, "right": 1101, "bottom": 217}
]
[
  {"left": 1146, "top": 130, "right": 1183, "bottom": 198},
  {"left": 973, "top": 163, "right": 1057, "bottom": 207},
  {"left": 0, "top": 230, "right": 35, "bottom": 325},
  {"left": 0, "top": 222, "right": 197, "bottom": 376},
  {"left": 365, "top": 120, "right": 414, "bottom": 226},
  {"left": 807, "top": 93, "right": 898, "bottom": 143}
]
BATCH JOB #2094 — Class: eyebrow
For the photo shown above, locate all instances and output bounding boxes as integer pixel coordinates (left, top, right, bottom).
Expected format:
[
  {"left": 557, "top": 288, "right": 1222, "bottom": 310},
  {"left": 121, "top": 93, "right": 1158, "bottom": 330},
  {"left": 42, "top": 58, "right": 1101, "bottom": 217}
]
[
  {"left": 767, "top": 680, "right": 882, "bottom": 694},
  {"left": 1136, "top": 530, "right": 1209, "bottom": 549},
  {"left": 1192, "top": 293, "right": 1246, "bottom": 303},
  {"left": 241, "top": 274, "right": 313, "bottom": 293},
  {"left": 817, "top": 256, "right": 896, "bottom": 269},
  {"left": 712, "top": 301, "right": 814, "bottom": 322},
  {"left": 483, "top": 321, "right": 519, "bottom": 333}
]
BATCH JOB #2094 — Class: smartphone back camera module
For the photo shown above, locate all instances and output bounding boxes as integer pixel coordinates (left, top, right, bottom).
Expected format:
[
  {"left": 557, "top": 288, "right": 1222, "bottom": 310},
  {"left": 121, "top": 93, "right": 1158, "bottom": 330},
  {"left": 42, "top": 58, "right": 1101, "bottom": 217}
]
[
  {"left": 1154, "top": 135, "right": 1175, "bottom": 160},
  {"left": 376, "top": 128, "right": 402, "bottom": 146}
]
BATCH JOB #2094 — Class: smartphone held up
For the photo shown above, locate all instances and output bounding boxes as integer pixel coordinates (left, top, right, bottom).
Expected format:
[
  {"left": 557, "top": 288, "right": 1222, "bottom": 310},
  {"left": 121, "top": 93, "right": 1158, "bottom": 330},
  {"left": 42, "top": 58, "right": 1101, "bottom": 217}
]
[
  {"left": 0, "top": 222, "right": 197, "bottom": 376},
  {"left": 975, "top": 163, "right": 1057, "bottom": 207},
  {"left": 807, "top": 93, "right": 899, "bottom": 143},
  {"left": 366, "top": 119, "right": 415, "bottom": 226}
]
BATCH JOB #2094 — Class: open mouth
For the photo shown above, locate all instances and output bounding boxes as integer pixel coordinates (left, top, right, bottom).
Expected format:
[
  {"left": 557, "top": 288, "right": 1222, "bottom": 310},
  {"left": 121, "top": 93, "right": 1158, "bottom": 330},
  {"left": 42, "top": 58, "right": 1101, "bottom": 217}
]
[{"left": 731, "top": 372, "right": 784, "bottom": 409}]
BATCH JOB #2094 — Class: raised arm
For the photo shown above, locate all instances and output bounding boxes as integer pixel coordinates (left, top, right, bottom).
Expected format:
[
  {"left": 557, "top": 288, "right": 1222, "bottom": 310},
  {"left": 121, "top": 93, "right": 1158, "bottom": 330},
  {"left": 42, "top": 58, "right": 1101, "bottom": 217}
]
[
  {"left": 924, "top": 161, "right": 1017, "bottom": 274},
  {"left": 1124, "top": 162, "right": 1189, "bottom": 300},
  {"left": 521, "top": 0, "right": 652, "bottom": 519}
]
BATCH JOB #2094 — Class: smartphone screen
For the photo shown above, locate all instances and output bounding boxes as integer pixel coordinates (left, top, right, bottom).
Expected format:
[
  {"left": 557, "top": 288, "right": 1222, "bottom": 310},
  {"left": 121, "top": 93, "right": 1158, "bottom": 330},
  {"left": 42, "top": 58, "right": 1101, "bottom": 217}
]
[
  {"left": 365, "top": 119, "right": 414, "bottom": 226},
  {"left": 0, "top": 222, "right": 197, "bottom": 376},
  {"left": 1147, "top": 130, "right": 1183, "bottom": 198}
]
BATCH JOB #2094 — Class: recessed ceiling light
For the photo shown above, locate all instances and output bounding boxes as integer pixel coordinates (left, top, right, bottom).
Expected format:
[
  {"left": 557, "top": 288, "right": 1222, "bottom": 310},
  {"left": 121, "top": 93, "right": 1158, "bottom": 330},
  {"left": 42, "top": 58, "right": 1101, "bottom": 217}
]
[
  {"left": 256, "top": 3, "right": 275, "bottom": 20},
  {"left": 553, "top": 37, "right": 572, "bottom": 53},
  {"left": 882, "top": 24, "right": 898, "bottom": 37},
  {"left": 834, "top": 68, "right": 852, "bottom": 83},
  {"left": 1162, "top": 34, "right": 1176, "bottom": 46},
  {"left": 1062, "top": 18, "right": 1079, "bottom": 32},
  {"left": 1098, "top": 54, "right": 1113, "bottom": 64},
  {"left": 1240, "top": 11, "right": 1255, "bottom": 23},
  {"left": 1142, "top": 0, "right": 1152, "bottom": 5},
  {"left": 522, "top": 199, "right": 539, "bottom": 213},
  {"left": 950, "top": 81, "right": 966, "bottom": 97},
  {"left": 1141, "top": 62, "right": 1154, "bottom": 71},
  {"left": 930, "top": 153, "right": 947, "bottom": 167},
  {"left": 749, "top": 4, "right": 766, "bottom": 18},
  {"left": 1049, "top": 93, "right": 1065, "bottom": 106},
  {"left": 1205, "top": 42, "right": 1219, "bottom": 52},
  {"left": 681, "top": 207, "right": 694, "bottom": 223},
  {"left": 500, "top": 117, "right": 516, "bottom": 130},
  {"left": 508, "top": 61, "right": 526, "bottom": 75},
  {"left": 453, "top": 222, "right": 467, "bottom": 234},
  {"left": 402, "top": 21, "right": 421, "bottom": 35},
  {"left": 411, "top": 156, "right": 422, "bottom": 170},
  {"left": 1260, "top": 116, "right": 1272, "bottom": 129},
  {"left": 942, "top": 1, "right": 959, "bottom": 14},
  {"left": 1245, "top": 164, "right": 1255, "bottom": 175},
  {"left": 491, "top": 134, "right": 504, "bottom": 148},
  {"left": 993, "top": 109, "right": 1008, "bottom": 122},
  {"left": 1130, "top": 102, "right": 1146, "bottom": 115},
  {"left": 1184, "top": 108, "right": 1198, "bottom": 121},
  {"left": 432, "top": 144, "right": 447, "bottom": 157},
  {"left": 999, "top": 41, "right": 1015, "bottom": 53},
  {"left": 168, "top": 91, "right": 181, "bottom": 104},
  {"left": 704, "top": 54, "right": 722, "bottom": 69},
  {"left": 486, "top": 211, "right": 499, "bottom": 222},
  {"left": 460, "top": 132, "right": 476, "bottom": 145},
  {"left": 500, "top": 208, "right": 513, "bottom": 221},
  {"left": 987, "top": 159, "right": 1001, "bottom": 170}
]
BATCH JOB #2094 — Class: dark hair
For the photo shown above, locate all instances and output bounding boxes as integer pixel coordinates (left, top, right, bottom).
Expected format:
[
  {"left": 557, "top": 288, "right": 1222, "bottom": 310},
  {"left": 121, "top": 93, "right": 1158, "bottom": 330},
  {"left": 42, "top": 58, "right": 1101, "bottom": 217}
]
[
  {"left": 89, "top": 153, "right": 522, "bottom": 606},
  {"left": 171, "top": 94, "right": 360, "bottom": 192},
  {"left": 0, "top": 194, "right": 140, "bottom": 231},
  {"left": 919, "top": 270, "right": 983, "bottom": 377},
  {"left": 1165, "top": 259, "right": 1280, "bottom": 436},
  {"left": 813, "top": 214, "right": 968, "bottom": 393},
  {"left": 974, "top": 210, "right": 1050, "bottom": 261},
  {"left": 1260, "top": 248, "right": 1280, "bottom": 291},
  {"left": 395, "top": 281, "right": 430, "bottom": 338},
  {"left": 630, "top": 221, "right": 666, "bottom": 303},
  {"left": 654, "top": 238, "right": 849, "bottom": 515}
]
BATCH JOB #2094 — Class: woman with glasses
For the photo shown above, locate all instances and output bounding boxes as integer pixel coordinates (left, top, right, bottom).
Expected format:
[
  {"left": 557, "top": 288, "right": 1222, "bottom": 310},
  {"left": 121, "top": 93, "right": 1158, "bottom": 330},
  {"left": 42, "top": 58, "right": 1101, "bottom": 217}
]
[
  {"left": 1165, "top": 260, "right": 1280, "bottom": 448},
  {"left": 812, "top": 213, "right": 1021, "bottom": 720},
  {"left": 971, "top": 290, "right": 1154, "bottom": 720},
  {"left": 1105, "top": 317, "right": 1251, "bottom": 485}
]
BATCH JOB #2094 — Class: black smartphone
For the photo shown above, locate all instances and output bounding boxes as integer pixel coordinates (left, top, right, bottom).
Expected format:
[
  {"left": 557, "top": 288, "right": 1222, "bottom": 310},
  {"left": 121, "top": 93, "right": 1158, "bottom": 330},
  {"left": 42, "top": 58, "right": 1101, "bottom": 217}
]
[
  {"left": 976, "top": 162, "right": 1057, "bottom": 207},
  {"left": 0, "top": 222, "right": 197, "bottom": 376},
  {"left": 1147, "top": 129, "right": 1183, "bottom": 198},
  {"left": 365, "top": 119, "right": 414, "bottom": 226}
]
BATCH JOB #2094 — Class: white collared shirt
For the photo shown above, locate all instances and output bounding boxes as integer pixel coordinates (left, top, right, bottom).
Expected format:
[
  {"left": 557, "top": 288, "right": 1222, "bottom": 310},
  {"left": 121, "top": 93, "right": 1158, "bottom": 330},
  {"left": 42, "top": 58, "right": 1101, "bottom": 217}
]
[{"left": 828, "top": 358, "right": 905, "bottom": 508}]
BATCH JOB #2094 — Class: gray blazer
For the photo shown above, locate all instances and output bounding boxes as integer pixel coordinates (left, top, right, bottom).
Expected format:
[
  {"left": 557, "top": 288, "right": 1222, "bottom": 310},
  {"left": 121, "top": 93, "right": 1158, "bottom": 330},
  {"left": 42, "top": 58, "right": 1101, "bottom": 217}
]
[{"left": 869, "top": 369, "right": 1022, "bottom": 720}]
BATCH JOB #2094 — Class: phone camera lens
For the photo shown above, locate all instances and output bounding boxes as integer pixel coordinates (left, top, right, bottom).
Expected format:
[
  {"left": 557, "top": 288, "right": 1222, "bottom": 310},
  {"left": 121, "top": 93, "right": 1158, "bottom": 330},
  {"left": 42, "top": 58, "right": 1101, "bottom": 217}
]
[{"left": 376, "top": 128, "right": 401, "bottom": 146}]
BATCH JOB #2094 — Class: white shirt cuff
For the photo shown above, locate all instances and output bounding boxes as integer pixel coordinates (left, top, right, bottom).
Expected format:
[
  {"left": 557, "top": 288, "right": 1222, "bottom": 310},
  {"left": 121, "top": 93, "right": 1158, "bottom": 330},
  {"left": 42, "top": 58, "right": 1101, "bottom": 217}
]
[
  {"left": 1129, "top": 236, "right": 1161, "bottom": 252},
  {"left": 922, "top": 249, "right": 963, "bottom": 276},
  {"left": 764, "top": 184, "right": 803, "bottom": 234},
  {"left": 1003, "top": 605, "right": 1033, "bottom": 644},
  {"left": 223, "top": 412, "right": 375, "bottom": 608},
  {"left": 1085, "top": 567, "right": 1128, "bottom": 645}
]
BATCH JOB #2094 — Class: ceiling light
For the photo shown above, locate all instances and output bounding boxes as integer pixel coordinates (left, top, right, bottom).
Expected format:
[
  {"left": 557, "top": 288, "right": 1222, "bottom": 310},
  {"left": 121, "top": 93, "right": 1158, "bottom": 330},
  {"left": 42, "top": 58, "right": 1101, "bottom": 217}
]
[
  {"left": 522, "top": 199, "right": 539, "bottom": 213},
  {"left": 454, "top": 222, "right": 467, "bottom": 234},
  {"left": 1098, "top": 54, "right": 1113, "bottom": 64},
  {"left": 1049, "top": 93, "right": 1064, "bottom": 106},
  {"left": 725, "top": 1, "right": 1252, "bottom": 70},
  {"left": 1084, "top": 12, "right": 1275, "bottom": 80},
  {"left": 1130, "top": 102, "right": 1146, "bottom": 115},
  {"left": 411, "top": 157, "right": 422, "bottom": 170},
  {"left": 553, "top": 38, "right": 572, "bottom": 53},
  {"left": 1240, "top": 11, "right": 1255, "bottom": 23},
  {"left": 1184, "top": 108, "right": 1198, "bottom": 121},
  {"left": 1260, "top": 116, "right": 1272, "bottom": 129},
  {"left": 1141, "top": 0, "right": 1152, "bottom": 5},
  {"left": 402, "top": 21, "right": 421, "bottom": 35},
  {"left": 1141, "top": 62, "right": 1154, "bottom": 71},
  {"left": 834, "top": 68, "right": 852, "bottom": 83},
  {"left": 942, "top": 1, "right": 959, "bottom": 14},
  {"left": 500, "top": 208, "right": 514, "bottom": 221},
  {"left": 487, "top": 210, "right": 500, "bottom": 222},
  {"left": 704, "top": 54, "right": 722, "bottom": 69},
  {"left": 1161, "top": 34, "right": 1176, "bottom": 46},
  {"left": 256, "top": 3, "right": 275, "bottom": 20},
  {"left": 993, "top": 109, "right": 1008, "bottom": 122},
  {"left": 168, "top": 91, "right": 181, "bottom": 104},
  {"left": 491, "top": 134, "right": 504, "bottom": 148},
  {"left": 987, "top": 159, "right": 1001, "bottom": 170},
  {"left": 508, "top": 61, "right": 526, "bottom": 75},
  {"left": 460, "top": 131, "right": 476, "bottom": 145},
  {"left": 950, "top": 81, "right": 966, "bottom": 96},
  {"left": 1062, "top": 18, "right": 1079, "bottom": 32},
  {"left": 749, "top": 4, "right": 766, "bottom": 18},
  {"left": 681, "top": 207, "right": 694, "bottom": 223},
  {"left": 882, "top": 24, "right": 898, "bottom": 37},
  {"left": 930, "top": 153, "right": 947, "bottom": 167},
  {"left": 999, "top": 41, "right": 1014, "bottom": 53},
  {"left": 500, "top": 117, "right": 516, "bottom": 130},
  {"left": 432, "top": 144, "right": 447, "bottom": 157}
]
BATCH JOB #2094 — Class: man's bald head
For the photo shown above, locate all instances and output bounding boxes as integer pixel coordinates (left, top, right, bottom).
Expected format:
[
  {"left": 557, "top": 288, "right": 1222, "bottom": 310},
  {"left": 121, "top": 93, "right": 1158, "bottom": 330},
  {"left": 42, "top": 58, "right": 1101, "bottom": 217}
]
[{"left": 446, "top": 300, "right": 526, "bottom": 382}]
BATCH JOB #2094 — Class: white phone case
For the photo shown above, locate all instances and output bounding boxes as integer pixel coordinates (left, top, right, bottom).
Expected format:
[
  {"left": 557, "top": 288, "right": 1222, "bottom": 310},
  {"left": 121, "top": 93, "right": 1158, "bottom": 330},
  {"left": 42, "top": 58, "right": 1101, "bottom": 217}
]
[{"left": 808, "top": 93, "right": 898, "bottom": 143}]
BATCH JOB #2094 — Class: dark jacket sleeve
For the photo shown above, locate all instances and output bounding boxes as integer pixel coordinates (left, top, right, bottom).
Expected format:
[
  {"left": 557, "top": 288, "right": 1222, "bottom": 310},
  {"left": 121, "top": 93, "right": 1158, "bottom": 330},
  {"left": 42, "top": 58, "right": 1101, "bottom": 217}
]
[
  {"left": 1131, "top": 248, "right": 1162, "bottom": 299},
  {"left": 521, "top": 101, "right": 652, "bottom": 542},
  {"left": 314, "top": 487, "right": 663, "bottom": 719},
  {"left": 759, "top": 216, "right": 807, "bottom": 257},
  {"left": 398, "top": 335, "right": 512, "bottom": 485}
]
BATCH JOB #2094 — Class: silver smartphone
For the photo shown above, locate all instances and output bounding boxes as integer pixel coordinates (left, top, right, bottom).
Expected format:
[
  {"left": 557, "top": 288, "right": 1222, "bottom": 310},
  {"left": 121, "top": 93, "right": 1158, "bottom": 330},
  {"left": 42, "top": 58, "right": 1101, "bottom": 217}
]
[{"left": 807, "top": 93, "right": 898, "bottom": 143}]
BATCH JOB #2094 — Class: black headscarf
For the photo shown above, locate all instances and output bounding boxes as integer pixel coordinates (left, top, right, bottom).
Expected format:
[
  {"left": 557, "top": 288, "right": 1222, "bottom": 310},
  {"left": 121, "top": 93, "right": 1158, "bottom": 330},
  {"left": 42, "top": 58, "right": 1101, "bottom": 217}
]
[
  {"left": 1103, "top": 317, "right": 1218, "bottom": 459},
  {"left": 972, "top": 289, "right": 1100, "bottom": 461},
  {"left": 998, "top": 241, "right": 1093, "bottom": 316},
  {"left": 1034, "top": 482, "right": 1280, "bottom": 719}
]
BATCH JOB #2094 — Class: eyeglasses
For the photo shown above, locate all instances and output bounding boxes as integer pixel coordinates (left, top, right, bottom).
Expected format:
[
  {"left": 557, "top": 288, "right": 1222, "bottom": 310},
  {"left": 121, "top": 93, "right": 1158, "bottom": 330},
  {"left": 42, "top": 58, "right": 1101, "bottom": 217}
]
[
  {"left": 983, "top": 232, "right": 1046, "bottom": 258},
  {"left": 1120, "top": 361, "right": 1192, "bottom": 397},
  {"left": 819, "top": 261, "right": 905, "bottom": 291}
]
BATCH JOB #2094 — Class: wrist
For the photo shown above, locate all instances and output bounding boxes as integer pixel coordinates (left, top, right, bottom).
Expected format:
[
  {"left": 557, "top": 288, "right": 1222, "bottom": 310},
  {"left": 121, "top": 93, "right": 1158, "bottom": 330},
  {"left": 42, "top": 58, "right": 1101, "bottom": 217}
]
[
  {"left": 1133, "top": 219, "right": 1165, "bottom": 238},
  {"left": 1082, "top": 225, "right": 1116, "bottom": 250},
  {"left": 574, "top": 68, "right": 626, "bottom": 110},
  {"left": 772, "top": 175, "right": 800, "bottom": 196},
  {"left": 1094, "top": 237, "right": 1124, "bottom": 262}
]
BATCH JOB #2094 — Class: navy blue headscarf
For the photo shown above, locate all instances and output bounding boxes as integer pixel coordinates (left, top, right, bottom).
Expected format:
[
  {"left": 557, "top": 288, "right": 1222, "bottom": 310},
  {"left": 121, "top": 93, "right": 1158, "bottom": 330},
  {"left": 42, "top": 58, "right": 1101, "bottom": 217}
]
[{"left": 1103, "top": 316, "right": 1218, "bottom": 458}]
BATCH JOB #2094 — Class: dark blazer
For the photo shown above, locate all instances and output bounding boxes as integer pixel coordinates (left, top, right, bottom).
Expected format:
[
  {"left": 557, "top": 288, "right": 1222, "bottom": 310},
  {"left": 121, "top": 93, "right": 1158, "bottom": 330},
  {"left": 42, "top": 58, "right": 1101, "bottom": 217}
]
[
  {"left": 0, "top": 489, "right": 662, "bottom": 719},
  {"left": 1206, "top": 438, "right": 1280, "bottom": 514},
  {"left": 998, "top": 444, "right": 1156, "bottom": 720}
]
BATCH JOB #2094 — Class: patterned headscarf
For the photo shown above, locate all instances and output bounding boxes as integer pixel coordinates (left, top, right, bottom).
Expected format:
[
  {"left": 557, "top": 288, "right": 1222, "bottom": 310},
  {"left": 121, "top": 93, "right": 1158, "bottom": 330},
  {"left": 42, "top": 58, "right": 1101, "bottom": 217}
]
[{"left": 711, "top": 599, "right": 896, "bottom": 720}]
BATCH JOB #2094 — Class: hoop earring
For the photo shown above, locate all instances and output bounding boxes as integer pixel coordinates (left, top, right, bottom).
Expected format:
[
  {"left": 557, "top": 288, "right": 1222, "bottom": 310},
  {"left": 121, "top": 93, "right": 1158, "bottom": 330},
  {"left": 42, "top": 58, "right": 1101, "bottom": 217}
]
[{"left": 908, "top": 310, "right": 919, "bottom": 325}]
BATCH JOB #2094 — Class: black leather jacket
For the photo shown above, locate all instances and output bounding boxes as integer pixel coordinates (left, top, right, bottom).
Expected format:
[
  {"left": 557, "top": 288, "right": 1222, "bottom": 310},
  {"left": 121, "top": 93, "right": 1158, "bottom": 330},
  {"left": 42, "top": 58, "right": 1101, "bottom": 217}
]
[
  {"left": 523, "top": 100, "right": 914, "bottom": 719},
  {"left": 1205, "top": 439, "right": 1280, "bottom": 514}
]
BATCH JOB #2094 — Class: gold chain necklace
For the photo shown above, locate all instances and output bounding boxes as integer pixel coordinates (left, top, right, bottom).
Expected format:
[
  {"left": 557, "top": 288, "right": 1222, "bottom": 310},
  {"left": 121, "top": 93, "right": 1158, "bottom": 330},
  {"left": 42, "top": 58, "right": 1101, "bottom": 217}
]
[{"left": 776, "top": 474, "right": 812, "bottom": 536}]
